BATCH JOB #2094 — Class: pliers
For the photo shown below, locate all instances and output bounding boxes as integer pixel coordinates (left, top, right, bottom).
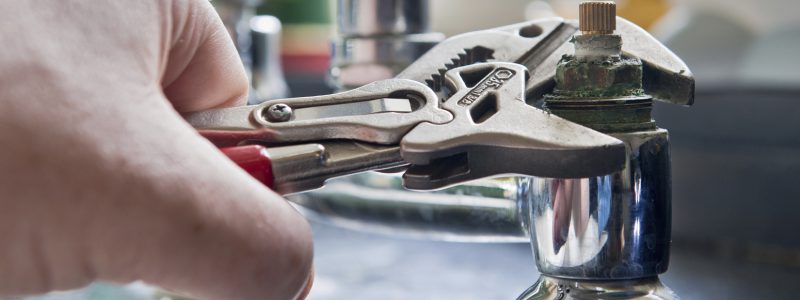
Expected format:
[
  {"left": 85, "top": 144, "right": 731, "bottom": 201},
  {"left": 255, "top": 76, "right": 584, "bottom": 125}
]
[{"left": 185, "top": 17, "right": 693, "bottom": 195}]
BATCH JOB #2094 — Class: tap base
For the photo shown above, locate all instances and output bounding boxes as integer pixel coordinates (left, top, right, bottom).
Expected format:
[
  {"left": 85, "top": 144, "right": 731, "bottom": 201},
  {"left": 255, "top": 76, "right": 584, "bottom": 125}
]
[
  {"left": 517, "top": 275, "right": 679, "bottom": 300},
  {"left": 526, "top": 129, "right": 672, "bottom": 279}
]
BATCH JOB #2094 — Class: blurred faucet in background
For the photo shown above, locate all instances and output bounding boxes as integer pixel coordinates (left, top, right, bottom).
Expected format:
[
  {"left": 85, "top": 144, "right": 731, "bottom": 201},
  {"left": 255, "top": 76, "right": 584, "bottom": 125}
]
[
  {"left": 328, "top": 0, "right": 444, "bottom": 91},
  {"left": 214, "top": 0, "right": 289, "bottom": 103}
]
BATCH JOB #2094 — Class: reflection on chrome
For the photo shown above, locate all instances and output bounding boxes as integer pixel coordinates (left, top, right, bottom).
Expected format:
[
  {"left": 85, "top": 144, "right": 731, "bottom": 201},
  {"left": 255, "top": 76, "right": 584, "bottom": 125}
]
[
  {"left": 528, "top": 178, "right": 608, "bottom": 268},
  {"left": 517, "top": 275, "right": 678, "bottom": 300},
  {"left": 525, "top": 130, "right": 672, "bottom": 280},
  {"left": 287, "top": 130, "right": 676, "bottom": 299},
  {"left": 289, "top": 174, "right": 530, "bottom": 243}
]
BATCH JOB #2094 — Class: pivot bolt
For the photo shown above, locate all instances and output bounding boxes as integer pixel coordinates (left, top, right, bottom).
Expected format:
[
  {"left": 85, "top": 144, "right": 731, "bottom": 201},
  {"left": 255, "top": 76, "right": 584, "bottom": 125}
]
[{"left": 264, "top": 103, "right": 293, "bottom": 122}]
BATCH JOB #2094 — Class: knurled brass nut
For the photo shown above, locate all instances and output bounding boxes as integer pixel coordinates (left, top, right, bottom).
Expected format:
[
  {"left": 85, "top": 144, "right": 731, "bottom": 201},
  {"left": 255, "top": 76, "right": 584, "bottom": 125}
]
[{"left": 579, "top": 1, "right": 616, "bottom": 34}]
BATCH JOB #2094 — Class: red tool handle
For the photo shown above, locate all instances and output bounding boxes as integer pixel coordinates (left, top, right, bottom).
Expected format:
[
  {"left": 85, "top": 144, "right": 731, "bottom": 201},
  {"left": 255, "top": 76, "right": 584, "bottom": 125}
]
[{"left": 220, "top": 145, "right": 275, "bottom": 189}]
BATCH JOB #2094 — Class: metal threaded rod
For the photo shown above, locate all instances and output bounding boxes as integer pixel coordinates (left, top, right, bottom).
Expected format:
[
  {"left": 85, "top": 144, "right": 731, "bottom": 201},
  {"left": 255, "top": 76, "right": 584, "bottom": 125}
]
[{"left": 579, "top": 1, "right": 616, "bottom": 35}]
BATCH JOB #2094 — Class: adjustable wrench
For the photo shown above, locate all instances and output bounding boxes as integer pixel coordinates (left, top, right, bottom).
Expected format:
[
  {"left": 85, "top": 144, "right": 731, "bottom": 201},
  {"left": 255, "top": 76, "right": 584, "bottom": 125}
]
[
  {"left": 186, "top": 17, "right": 693, "bottom": 194},
  {"left": 187, "top": 63, "right": 624, "bottom": 194}
]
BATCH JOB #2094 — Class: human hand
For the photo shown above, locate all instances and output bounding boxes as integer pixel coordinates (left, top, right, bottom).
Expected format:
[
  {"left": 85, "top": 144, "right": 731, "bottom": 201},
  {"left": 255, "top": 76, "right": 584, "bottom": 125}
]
[{"left": 0, "top": 1, "right": 312, "bottom": 299}]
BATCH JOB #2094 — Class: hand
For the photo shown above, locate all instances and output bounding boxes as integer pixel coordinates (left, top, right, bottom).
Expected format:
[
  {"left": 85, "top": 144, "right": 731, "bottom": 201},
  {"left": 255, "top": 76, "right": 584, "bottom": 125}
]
[{"left": 0, "top": 1, "right": 313, "bottom": 299}]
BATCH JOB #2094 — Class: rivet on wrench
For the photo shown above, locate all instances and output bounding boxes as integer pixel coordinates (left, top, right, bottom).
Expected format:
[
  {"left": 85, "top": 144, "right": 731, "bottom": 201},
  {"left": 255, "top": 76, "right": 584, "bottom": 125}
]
[{"left": 264, "top": 103, "right": 293, "bottom": 122}]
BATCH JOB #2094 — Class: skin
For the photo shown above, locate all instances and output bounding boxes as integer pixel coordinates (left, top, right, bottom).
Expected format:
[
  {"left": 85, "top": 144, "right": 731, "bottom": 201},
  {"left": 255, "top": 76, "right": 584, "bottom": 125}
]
[{"left": 0, "top": 1, "right": 313, "bottom": 299}]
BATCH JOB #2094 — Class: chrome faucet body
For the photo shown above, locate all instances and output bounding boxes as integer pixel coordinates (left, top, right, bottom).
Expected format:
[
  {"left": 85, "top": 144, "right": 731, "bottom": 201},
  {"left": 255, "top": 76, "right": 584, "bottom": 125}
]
[
  {"left": 526, "top": 130, "right": 672, "bottom": 280},
  {"left": 519, "top": 3, "right": 685, "bottom": 298},
  {"left": 518, "top": 131, "right": 677, "bottom": 299}
]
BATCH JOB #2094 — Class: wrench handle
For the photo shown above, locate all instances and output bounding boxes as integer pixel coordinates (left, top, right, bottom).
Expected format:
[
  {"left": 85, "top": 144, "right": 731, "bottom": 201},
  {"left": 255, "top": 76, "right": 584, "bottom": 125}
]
[{"left": 220, "top": 145, "right": 275, "bottom": 189}]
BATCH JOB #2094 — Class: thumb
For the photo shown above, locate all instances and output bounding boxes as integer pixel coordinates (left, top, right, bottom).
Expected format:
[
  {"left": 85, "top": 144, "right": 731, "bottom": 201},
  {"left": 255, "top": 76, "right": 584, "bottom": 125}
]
[
  {"left": 87, "top": 2, "right": 315, "bottom": 298},
  {"left": 89, "top": 115, "right": 316, "bottom": 300}
]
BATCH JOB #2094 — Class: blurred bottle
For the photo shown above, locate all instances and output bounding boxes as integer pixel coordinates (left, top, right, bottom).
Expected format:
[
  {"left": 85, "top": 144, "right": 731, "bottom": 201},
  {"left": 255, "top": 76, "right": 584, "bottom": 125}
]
[{"left": 257, "top": 0, "right": 334, "bottom": 97}]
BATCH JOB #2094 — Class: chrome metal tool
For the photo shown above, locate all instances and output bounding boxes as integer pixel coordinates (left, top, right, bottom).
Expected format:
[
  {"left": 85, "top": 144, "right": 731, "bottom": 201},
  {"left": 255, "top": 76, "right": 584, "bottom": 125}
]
[
  {"left": 186, "top": 62, "right": 625, "bottom": 194},
  {"left": 187, "top": 15, "right": 694, "bottom": 195}
]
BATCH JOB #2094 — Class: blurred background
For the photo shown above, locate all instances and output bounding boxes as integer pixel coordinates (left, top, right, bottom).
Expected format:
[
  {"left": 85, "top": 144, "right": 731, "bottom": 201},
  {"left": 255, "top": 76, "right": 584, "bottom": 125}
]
[{"left": 28, "top": 0, "right": 800, "bottom": 299}]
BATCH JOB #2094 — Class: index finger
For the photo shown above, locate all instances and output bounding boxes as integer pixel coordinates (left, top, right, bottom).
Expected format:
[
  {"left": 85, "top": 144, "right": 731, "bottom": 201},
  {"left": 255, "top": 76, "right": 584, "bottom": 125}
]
[{"left": 160, "top": 0, "right": 250, "bottom": 112}]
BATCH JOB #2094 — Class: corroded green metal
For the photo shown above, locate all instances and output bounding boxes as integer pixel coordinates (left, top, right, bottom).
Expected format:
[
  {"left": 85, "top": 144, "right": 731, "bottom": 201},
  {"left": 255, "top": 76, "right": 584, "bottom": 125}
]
[
  {"left": 551, "top": 55, "right": 644, "bottom": 98},
  {"left": 544, "top": 34, "right": 654, "bottom": 133}
]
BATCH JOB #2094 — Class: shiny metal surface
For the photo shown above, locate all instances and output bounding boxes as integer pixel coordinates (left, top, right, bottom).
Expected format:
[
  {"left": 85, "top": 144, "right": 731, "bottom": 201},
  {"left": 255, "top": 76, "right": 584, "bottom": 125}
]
[
  {"left": 332, "top": 34, "right": 445, "bottom": 65},
  {"left": 617, "top": 18, "right": 694, "bottom": 106},
  {"left": 185, "top": 78, "right": 451, "bottom": 145},
  {"left": 223, "top": 15, "right": 687, "bottom": 285},
  {"left": 248, "top": 81, "right": 450, "bottom": 144},
  {"left": 290, "top": 173, "right": 530, "bottom": 242},
  {"left": 526, "top": 129, "right": 672, "bottom": 279},
  {"left": 250, "top": 15, "right": 289, "bottom": 102},
  {"left": 397, "top": 18, "right": 571, "bottom": 96},
  {"left": 267, "top": 142, "right": 405, "bottom": 195},
  {"left": 331, "top": 0, "right": 442, "bottom": 90},
  {"left": 337, "top": 0, "right": 430, "bottom": 36},
  {"left": 291, "top": 98, "right": 412, "bottom": 120},
  {"left": 401, "top": 63, "right": 627, "bottom": 189},
  {"left": 264, "top": 103, "right": 293, "bottom": 122},
  {"left": 188, "top": 62, "right": 630, "bottom": 192},
  {"left": 300, "top": 223, "right": 800, "bottom": 300},
  {"left": 330, "top": 33, "right": 444, "bottom": 88},
  {"left": 214, "top": 2, "right": 289, "bottom": 103},
  {"left": 517, "top": 275, "right": 678, "bottom": 300}
]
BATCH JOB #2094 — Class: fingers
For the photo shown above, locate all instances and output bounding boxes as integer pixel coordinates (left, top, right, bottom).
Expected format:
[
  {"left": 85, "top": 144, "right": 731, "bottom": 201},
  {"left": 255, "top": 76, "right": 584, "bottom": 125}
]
[
  {"left": 2, "top": 85, "right": 314, "bottom": 300},
  {"left": 97, "top": 2, "right": 311, "bottom": 298},
  {"left": 0, "top": 0, "right": 314, "bottom": 298},
  {"left": 160, "top": 0, "right": 250, "bottom": 112},
  {"left": 101, "top": 3, "right": 312, "bottom": 298},
  {"left": 81, "top": 96, "right": 314, "bottom": 300}
]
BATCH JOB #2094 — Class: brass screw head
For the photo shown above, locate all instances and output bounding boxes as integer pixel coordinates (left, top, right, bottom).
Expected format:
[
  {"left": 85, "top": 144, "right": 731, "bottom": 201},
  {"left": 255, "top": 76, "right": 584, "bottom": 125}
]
[{"left": 579, "top": 1, "right": 616, "bottom": 35}]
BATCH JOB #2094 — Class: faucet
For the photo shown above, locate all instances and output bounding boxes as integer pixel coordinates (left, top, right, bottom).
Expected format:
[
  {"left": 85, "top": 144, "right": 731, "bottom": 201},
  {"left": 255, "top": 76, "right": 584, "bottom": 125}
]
[
  {"left": 279, "top": 1, "right": 694, "bottom": 299},
  {"left": 329, "top": 0, "right": 444, "bottom": 91},
  {"left": 519, "top": 2, "right": 682, "bottom": 298},
  {"left": 214, "top": 0, "right": 289, "bottom": 103}
]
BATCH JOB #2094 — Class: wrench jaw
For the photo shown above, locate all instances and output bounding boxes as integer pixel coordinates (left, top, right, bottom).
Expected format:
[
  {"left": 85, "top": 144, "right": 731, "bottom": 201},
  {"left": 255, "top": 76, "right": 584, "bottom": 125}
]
[
  {"left": 395, "top": 17, "right": 694, "bottom": 107},
  {"left": 402, "top": 143, "right": 626, "bottom": 190},
  {"left": 400, "top": 62, "right": 627, "bottom": 190},
  {"left": 523, "top": 18, "right": 695, "bottom": 106},
  {"left": 617, "top": 18, "right": 694, "bottom": 106},
  {"left": 396, "top": 18, "right": 570, "bottom": 96}
]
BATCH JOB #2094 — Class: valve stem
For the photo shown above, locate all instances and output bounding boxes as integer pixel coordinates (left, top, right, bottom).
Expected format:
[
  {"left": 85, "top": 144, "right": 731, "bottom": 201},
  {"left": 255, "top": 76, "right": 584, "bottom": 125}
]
[
  {"left": 579, "top": 1, "right": 617, "bottom": 35},
  {"left": 544, "top": 0, "right": 653, "bottom": 133}
]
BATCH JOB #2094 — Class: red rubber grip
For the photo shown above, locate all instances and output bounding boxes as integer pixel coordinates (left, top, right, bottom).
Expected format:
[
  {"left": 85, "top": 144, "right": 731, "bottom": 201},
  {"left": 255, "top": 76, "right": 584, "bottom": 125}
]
[{"left": 221, "top": 145, "right": 275, "bottom": 188}]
